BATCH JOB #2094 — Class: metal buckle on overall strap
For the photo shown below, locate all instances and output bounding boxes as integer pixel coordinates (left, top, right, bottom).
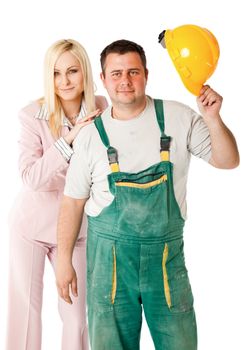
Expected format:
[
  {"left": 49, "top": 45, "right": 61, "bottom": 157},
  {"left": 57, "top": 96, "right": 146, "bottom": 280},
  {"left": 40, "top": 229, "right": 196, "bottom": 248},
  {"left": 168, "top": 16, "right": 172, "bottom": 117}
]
[
  {"left": 160, "top": 136, "right": 171, "bottom": 161},
  {"left": 107, "top": 147, "right": 120, "bottom": 172}
]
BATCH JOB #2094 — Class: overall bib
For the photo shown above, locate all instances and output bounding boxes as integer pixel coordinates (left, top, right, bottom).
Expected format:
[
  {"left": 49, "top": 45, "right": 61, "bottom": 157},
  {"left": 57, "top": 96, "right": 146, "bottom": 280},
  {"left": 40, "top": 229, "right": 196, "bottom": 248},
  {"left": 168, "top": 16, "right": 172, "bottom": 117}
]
[{"left": 87, "top": 100, "right": 197, "bottom": 350}]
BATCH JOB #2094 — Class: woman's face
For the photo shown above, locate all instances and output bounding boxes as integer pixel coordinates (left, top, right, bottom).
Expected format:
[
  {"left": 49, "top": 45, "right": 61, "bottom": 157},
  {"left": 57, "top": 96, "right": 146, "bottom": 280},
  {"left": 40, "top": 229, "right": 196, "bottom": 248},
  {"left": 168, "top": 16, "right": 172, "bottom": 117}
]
[{"left": 54, "top": 51, "right": 84, "bottom": 104}]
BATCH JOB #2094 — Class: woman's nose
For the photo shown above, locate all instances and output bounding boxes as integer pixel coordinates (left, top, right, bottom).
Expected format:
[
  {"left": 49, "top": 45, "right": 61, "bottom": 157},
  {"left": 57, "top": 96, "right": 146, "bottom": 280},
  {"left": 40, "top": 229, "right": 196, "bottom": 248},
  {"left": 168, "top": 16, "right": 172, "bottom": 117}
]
[{"left": 58, "top": 74, "right": 70, "bottom": 86}]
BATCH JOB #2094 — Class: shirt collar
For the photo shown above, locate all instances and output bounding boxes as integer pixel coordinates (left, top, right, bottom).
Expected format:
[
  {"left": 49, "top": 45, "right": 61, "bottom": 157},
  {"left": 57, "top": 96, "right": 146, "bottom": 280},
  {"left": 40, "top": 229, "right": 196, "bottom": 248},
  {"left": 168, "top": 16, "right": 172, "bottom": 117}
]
[{"left": 34, "top": 102, "right": 87, "bottom": 128}]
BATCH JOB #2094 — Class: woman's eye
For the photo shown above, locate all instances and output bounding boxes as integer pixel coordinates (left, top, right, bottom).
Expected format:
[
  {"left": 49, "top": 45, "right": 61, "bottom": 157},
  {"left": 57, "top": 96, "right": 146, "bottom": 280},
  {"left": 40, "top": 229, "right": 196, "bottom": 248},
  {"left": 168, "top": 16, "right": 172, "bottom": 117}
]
[
  {"left": 68, "top": 69, "right": 78, "bottom": 74},
  {"left": 54, "top": 71, "right": 60, "bottom": 76}
]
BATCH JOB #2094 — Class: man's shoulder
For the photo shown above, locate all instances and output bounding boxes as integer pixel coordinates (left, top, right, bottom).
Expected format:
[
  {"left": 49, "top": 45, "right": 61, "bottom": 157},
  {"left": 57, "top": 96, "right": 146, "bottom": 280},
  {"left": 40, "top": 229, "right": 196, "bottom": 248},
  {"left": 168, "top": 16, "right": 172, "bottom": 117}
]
[
  {"left": 146, "top": 96, "right": 192, "bottom": 114},
  {"left": 163, "top": 100, "right": 199, "bottom": 123},
  {"left": 100, "top": 105, "right": 112, "bottom": 120},
  {"left": 73, "top": 120, "right": 101, "bottom": 151},
  {"left": 159, "top": 99, "right": 192, "bottom": 113},
  {"left": 74, "top": 105, "right": 112, "bottom": 146}
]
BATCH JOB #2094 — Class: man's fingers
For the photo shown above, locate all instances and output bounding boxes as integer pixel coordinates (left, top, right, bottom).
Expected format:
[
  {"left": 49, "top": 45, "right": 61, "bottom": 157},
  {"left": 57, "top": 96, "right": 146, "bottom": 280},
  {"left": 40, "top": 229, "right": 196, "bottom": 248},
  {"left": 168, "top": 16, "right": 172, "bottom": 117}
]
[
  {"left": 62, "top": 284, "right": 73, "bottom": 304},
  {"left": 197, "top": 85, "right": 222, "bottom": 107},
  {"left": 71, "top": 277, "right": 78, "bottom": 297},
  {"left": 57, "top": 283, "right": 73, "bottom": 304},
  {"left": 199, "top": 84, "right": 210, "bottom": 94},
  {"left": 201, "top": 92, "right": 221, "bottom": 106},
  {"left": 56, "top": 263, "right": 78, "bottom": 305}
]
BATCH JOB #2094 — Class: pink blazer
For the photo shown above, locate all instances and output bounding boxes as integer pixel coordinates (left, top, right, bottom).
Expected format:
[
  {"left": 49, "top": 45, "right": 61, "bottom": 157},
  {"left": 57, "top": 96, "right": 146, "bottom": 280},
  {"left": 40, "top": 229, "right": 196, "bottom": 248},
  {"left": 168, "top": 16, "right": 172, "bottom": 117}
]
[{"left": 9, "top": 96, "right": 108, "bottom": 244}]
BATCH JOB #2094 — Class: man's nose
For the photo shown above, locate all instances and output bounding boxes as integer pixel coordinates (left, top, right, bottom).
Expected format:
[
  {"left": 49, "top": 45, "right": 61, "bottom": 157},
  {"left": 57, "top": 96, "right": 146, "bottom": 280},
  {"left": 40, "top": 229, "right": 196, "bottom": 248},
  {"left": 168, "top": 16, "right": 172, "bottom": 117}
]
[{"left": 120, "top": 73, "right": 131, "bottom": 86}]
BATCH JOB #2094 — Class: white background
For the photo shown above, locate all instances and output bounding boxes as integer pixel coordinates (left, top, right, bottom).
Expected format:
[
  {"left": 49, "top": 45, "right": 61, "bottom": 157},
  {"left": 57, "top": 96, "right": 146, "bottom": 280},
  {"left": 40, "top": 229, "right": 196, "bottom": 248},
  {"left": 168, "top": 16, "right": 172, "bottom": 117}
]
[{"left": 0, "top": 0, "right": 243, "bottom": 349}]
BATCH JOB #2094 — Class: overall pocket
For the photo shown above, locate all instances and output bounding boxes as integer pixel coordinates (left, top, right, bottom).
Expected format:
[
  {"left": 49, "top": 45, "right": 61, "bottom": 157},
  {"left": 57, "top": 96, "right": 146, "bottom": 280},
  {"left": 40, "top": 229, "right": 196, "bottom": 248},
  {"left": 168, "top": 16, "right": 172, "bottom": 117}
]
[
  {"left": 87, "top": 237, "right": 116, "bottom": 311},
  {"left": 115, "top": 174, "right": 167, "bottom": 189},
  {"left": 115, "top": 177, "right": 169, "bottom": 237},
  {"left": 111, "top": 245, "right": 117, "bottom": 304},
  {"left": 162, "top": 242, "right": 194, "bottom": 313}
]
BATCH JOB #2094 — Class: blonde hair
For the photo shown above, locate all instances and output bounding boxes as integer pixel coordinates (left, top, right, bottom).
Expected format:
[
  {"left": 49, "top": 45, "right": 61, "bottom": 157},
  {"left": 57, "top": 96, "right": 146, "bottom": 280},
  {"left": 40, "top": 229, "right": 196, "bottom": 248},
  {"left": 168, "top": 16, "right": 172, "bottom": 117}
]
[{"left": 41, "top": 39, "right": 95, "bottom": 138}]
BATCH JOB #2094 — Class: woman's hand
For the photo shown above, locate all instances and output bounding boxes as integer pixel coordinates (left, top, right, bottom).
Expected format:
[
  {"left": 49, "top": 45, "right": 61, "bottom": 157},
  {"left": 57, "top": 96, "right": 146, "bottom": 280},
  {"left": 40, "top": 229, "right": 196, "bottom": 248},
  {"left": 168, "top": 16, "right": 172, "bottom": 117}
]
[{"left": 64, "top": 109, "right": 100, "bottom": 145}]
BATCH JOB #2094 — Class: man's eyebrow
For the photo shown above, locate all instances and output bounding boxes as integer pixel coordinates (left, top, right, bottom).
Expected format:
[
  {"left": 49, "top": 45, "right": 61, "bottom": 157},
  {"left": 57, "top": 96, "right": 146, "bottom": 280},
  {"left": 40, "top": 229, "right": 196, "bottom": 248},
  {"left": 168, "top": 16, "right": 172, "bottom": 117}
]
[{"left": 110, "top": 68, "right": 141, "bottom": 73}]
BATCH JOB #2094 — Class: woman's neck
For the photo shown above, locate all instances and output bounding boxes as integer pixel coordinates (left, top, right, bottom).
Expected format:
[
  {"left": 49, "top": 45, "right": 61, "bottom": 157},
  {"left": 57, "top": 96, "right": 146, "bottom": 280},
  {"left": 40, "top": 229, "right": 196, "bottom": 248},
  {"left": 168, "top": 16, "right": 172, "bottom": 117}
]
[{"left": 61, "top": 96, "right": 82, "bottom": 119}]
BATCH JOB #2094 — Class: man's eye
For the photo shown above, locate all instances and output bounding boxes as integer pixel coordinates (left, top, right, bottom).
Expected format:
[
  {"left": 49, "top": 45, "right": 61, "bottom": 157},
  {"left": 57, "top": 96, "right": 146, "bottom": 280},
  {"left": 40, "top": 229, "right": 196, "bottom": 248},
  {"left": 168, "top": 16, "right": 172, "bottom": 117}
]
[
  {"left": 130, "top": 70, "right": 138, "bottom": 76},
  {"left": 112, "top": 72, "right": 121, "bottom": 77}
]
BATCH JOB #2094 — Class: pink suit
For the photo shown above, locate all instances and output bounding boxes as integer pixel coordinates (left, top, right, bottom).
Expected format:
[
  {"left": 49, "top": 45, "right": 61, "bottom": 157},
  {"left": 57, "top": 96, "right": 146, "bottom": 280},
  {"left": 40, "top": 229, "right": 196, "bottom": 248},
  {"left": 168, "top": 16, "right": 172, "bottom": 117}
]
[{"left": 6, "top": 96, "right": 107, "bottom": 350}]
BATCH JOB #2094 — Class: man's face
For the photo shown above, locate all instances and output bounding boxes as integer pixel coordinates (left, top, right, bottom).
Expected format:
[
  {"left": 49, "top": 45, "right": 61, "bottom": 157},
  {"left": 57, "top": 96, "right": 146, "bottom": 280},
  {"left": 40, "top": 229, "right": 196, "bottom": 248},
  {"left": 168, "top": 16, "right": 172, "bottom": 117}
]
[{"left": 101, "top": 52, "right": 148, "bottom": 107}]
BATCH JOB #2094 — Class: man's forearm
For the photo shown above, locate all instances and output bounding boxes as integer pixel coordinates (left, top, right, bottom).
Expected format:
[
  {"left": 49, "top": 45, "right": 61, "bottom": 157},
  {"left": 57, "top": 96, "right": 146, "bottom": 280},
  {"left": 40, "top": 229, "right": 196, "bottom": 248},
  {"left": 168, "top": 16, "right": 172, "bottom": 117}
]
[
  {"left": 57, "top": 195, "right": 87, "bottom": 262},
  {"left": 207, "top": 117, "right": 239, "bottom": 169},
  {"left": 196, "top": 86, "right": 239, "bottom": 169}
]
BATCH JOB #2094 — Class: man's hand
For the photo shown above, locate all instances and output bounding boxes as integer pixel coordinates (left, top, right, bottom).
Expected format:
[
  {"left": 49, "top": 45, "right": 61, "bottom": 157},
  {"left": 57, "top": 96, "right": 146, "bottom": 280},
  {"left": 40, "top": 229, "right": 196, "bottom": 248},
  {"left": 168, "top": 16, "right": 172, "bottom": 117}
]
[
  {"left": 56, "top": 195, "right": 87, "bottom": 304},
  {"left": 197, "top": 85, "right": 223, "bottom": 124},
  {"left": 196, "top": 85, "right": 239, "bottom": 169},
  {"left": 56, "top": 259, "right": 78, "bottom": 304}
]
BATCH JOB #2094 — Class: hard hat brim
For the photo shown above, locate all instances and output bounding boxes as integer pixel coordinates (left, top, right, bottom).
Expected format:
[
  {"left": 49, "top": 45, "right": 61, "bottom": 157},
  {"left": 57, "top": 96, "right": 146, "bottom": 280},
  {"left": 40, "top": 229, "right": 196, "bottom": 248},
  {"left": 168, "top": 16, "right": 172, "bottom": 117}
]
[{"left": 180, "top": 77, "right": 203, "bottom": 96}]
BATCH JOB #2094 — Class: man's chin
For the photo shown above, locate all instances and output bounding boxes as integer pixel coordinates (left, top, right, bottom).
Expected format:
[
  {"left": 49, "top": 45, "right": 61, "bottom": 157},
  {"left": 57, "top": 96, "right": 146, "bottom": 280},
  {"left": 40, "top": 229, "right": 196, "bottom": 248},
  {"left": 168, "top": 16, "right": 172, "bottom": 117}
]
[{"left": 117, "top": 96, "right": 136, "bottom": 105}]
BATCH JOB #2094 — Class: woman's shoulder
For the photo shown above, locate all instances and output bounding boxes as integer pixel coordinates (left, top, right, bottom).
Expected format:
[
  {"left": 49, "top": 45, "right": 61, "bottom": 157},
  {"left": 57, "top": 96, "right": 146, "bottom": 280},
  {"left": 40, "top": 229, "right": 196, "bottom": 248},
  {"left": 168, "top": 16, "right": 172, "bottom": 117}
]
[
  {"left": 95, "top": 95, "right": 109, "bottom": 110},
  {"left": 19, "top": 100, "right": 43, "bottom": 120}
]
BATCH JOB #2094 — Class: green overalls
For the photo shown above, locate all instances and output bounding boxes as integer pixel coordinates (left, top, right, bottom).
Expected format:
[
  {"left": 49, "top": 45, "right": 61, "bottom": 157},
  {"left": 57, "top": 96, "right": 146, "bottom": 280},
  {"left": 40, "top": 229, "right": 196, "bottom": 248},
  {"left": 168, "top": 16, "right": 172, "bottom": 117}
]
[{"left": 87, "top": 100, "right": 197, "bottom": 350}]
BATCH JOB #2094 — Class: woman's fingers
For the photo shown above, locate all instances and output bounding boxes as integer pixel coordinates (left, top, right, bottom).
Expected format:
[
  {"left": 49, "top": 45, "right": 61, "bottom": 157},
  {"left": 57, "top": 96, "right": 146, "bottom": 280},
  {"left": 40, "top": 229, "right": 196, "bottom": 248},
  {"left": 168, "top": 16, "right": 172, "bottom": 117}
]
[{"left": 76, "top": 109, "right": 101, "bottom": 124}]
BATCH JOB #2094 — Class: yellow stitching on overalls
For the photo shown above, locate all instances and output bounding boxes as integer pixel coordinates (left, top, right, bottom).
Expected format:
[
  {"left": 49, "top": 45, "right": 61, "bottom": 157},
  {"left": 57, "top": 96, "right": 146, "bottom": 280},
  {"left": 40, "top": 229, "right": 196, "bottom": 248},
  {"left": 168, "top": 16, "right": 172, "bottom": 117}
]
[
  {"left": 115, "top": 174, "right": 167, "bottom": 189},
  {"left": 160, "top": 150, "right": 169, "bottom": 161},
  {"left": 162, "top": 243, "right": 172, "bottom": 308},
  {"left": 110, "top": 163, "right": 120, "bottom": 173},
  {"left": 111, "top": 246, "right": 117, "bottom": 304}
]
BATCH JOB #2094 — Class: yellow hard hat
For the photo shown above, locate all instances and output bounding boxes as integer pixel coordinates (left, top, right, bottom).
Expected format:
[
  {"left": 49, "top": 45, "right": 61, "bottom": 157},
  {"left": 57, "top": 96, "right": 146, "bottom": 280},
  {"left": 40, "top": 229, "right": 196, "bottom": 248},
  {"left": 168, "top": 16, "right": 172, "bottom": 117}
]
[{"left": 159, "top": 24, "right": 220, "bottom": 95}]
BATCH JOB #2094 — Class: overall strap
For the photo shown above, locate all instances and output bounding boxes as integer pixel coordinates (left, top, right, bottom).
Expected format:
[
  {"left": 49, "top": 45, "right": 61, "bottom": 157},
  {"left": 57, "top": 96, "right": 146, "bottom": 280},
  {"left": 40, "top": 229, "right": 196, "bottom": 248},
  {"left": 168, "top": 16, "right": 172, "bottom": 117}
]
[
  {"left": 154, "top": 99, "right": 171, "bottom": 162},
  {"left": 94, "top": 116, "right": 110, "bottom": 147},
  {"left": 94, "top": 116, "right": 120, "bottom": 173},
  {"left": 154, "top": 99, "right": 165, "bottom": 133}
]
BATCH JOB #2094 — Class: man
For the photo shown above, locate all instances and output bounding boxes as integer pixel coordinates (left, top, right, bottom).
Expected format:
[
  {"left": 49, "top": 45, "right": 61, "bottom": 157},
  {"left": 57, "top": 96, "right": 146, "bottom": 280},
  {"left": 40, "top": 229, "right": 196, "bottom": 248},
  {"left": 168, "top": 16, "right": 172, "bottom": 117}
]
[{"left": 56, "top": 39, "right": 239, "bottom": 350}]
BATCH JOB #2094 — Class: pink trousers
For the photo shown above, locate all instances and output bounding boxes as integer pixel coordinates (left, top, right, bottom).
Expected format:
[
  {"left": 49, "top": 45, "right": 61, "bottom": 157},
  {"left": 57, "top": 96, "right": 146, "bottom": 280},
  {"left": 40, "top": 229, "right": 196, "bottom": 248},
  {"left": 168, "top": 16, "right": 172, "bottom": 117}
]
[{"left": 6, "top": 231, "right": 88, "bottom": 350}]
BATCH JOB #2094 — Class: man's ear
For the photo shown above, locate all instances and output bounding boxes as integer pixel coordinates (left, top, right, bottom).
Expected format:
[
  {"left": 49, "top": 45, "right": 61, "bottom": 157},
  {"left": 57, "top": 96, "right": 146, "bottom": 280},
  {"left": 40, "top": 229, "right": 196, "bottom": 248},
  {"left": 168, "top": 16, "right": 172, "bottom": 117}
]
[
  {"left": 100, "top": 72, "right": 105, "bottom": 81},
  {"left": 145, "top": 68, "right": 149, "bottom": 81},
  {"left": 100, "top": 72, "right": 106, "bottom": 87}
]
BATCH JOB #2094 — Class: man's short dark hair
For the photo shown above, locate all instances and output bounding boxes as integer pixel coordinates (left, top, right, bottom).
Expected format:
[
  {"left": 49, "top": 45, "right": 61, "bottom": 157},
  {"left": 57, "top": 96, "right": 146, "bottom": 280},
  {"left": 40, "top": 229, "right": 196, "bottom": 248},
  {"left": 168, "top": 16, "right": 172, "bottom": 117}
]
[{"left": 100, "top": 39, "right": 147, "bottom": 75}]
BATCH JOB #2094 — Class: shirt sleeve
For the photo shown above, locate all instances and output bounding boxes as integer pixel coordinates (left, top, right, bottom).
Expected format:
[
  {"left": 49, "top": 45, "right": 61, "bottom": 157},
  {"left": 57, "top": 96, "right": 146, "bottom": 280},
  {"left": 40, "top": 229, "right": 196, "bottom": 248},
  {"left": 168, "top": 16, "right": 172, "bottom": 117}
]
[
  {"left": 54, "top": 137, "right": 74, "bottom": 162},
  {"left": 64, "top": 131, "right": 92, "bottom": 199},
  {"left": 187, "top": 108, "right": 212, "bottom": 162},
  {"left": 18, "top": 107, "right": 69, "bottom": 190}
]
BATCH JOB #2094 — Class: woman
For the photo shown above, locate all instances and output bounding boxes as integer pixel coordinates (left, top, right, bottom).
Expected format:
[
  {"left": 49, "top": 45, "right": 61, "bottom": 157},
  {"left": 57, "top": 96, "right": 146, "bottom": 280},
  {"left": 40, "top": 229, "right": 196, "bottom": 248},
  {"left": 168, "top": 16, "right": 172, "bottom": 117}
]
[{"left": 6, "top": 39, "right": 107, "bottom": 350}]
